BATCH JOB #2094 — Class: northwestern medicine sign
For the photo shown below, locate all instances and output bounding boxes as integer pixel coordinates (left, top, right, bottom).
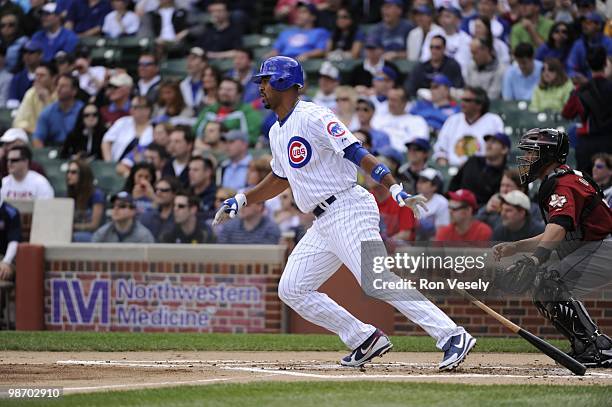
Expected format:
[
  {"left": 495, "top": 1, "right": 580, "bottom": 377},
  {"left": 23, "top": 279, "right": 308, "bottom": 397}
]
[{"left": 50, "top": 278, "right": 262, "bottom": 329}]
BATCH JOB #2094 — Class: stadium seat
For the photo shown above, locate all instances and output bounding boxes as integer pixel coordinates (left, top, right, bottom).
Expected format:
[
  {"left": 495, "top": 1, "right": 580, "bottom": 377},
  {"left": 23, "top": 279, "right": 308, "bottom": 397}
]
[
  {"left": 209, "top": 58, "right": 234, "bottom": 73},
  {"left": 90, "top": 161, "right": 125, "bottom": 195},
  {"left": 0, "top": 108, "right": 14, "bottom": 129},
  {"left": 160, "top": 59, "right": 187, "bottom": 78},
  {"left": 393, "top": 59, "right": 418, "bottom": 75},
  {"left": 262, "top": 23, "right": 287, "bottom": 36},
  {"left": 243, "top": 34, "right": 273, "bottom": 49}
]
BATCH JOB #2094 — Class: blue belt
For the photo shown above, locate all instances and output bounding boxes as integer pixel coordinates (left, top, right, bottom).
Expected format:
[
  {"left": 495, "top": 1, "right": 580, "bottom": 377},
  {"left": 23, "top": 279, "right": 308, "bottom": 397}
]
[{"left": 312, "top": 195, "right": 337, "bottom": 217}]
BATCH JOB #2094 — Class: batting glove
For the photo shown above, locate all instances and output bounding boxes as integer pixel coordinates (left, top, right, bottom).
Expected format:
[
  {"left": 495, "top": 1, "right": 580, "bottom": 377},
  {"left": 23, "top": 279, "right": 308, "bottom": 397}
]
[
  {"left": 390, "top": 183, "right": 428, "bottom": 219},
  {"left": 213, "top": 193, "right": 247, "bottom": 226}
]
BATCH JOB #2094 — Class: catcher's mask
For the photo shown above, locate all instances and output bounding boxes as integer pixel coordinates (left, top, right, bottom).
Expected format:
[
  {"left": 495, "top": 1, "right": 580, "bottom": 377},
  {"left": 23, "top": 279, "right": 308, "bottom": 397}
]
[{"left": 517, "top": 128, "right": 568, "bottom": 185}]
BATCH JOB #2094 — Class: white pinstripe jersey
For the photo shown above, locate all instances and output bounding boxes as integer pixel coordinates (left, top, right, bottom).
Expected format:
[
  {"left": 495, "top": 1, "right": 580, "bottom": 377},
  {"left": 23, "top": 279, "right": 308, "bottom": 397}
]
[{"left": 269, "top": 100, "right": 361, "bottom": 213}]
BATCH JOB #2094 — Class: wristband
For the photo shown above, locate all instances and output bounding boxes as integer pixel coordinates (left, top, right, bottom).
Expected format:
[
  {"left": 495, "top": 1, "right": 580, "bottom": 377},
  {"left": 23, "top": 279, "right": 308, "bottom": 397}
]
[
  {"left": 532, "top": 246, "right": 551, "bottom": 265},
  {"left": 371, "top": 163, "right": 391, "bottom": 183}
]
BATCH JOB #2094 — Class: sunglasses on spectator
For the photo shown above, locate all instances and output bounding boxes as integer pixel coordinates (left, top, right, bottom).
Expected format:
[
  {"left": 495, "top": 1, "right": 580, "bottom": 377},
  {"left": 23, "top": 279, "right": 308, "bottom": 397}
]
[
  {"left": 0, "top": 22, "right": 16, "bottom": 28},
  {"left": 174, "top": 203, "right": 188, "bottom": 209},
  {"left": 113, "top": 203, "right": 132, "bottom": 209},
  {"left": 449, "top": 204, "right": 468, "bottom": 211},
  {"left": 83, "top": 112, "right": 98, "bottom": 117},
  {"left": 430, "top": 44, "right": 443, "bottom": 50},
  {"left": 594, "top": 163, "right": 607, "bottom": 169},
  {"left": 107, "top": 84, "right": 118, "bottom": 90},
  {"left": 155, "top": 187, "right": 172, "bottom": 193},
  {"left": 554, "top": 28, "right": 568, "bottom": 34},
  {"left": 66, "top": 169, "right": 79, "bottom": 174},
  {"left": 336, "top": 97, "right": 350, "bottom": 102},
  {"left": 138, "top": 61, "right": 155, "bottom": 67},
  {"left": 7, "top": 157, "right": 24, "bottom": 163},
  {"left": 356, "top": 107, "right": 371, "bottom": 112},
  {"left": 461, "top": 97, "right": 479, "bottom": 104}
]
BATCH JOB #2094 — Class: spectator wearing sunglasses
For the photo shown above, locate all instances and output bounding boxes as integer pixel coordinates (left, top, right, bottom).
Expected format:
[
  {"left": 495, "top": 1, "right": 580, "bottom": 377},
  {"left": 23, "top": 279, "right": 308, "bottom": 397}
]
[
  {"left": 0, "top": 12, "right": 27, "bottom": 72},
  {"left": 60, "top": 103, "right": 105, "bottom": 160},
  {"left": 139, "top": 176, "right": 181, "bottom": 239},
  {"left": 160, "top": 192, "right": 215, "bottom": 244},
  {"left": 535, "top": 22, "right": 574, "bottom": 66},
  {"left": 1, "top": 145, "right": 54, "bottom": 201},
  {"left": 91, "top": 191, "right": 155, "bottom": 243},
  {"left": 135, "top": 52, "right": 161, "bottom": 106},
  {"left": 434, "top": 189, "right": 492, "bottom": 242},
  {"left": 100, "top": 72, "right": 134, "bottom": 126},
  {"left": 65, "top": 159, "right": 105, "bottom": 242}
]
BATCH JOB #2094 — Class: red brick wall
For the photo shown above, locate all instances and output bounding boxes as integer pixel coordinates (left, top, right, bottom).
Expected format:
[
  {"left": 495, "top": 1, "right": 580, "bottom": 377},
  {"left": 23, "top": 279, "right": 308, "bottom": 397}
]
[{"left": 44, "top": 259, "right": 283, "bottom": 333}]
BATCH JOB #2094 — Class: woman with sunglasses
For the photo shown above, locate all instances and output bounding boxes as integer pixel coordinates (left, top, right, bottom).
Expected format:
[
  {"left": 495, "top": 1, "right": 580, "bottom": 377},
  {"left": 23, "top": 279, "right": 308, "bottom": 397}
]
[
  {"left": 66, "top": 159, "right": 105, "bottom": 242},
  {"left": 529, "top": 57, "right": 573, "bottom": 112},
  {"left": 122, "top": 161, "right": 157, "bottom": 214},
  {"left": 535, "top": 22, "right": 574, "bottom": 65},
  {"left": 326, "top": 7, "right": 364, "bottom": 60},
  {"left": 0, "top": 12, "right": 27, "bottom": 72},
  {"left": 60, "top": 103, "right": 105, "bottom": 159}
]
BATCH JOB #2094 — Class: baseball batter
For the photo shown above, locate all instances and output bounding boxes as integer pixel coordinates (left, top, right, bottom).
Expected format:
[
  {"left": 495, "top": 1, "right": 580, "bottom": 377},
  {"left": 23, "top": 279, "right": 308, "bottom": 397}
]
[{"left": 214, "top": 56, "right": 475, "bottom": 369}]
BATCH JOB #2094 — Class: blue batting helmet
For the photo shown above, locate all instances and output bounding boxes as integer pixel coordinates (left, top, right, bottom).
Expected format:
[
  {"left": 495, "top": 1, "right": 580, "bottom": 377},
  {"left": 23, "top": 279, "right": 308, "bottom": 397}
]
[{"left": 253, "top": 56, "right": 304, "bottom": 91}]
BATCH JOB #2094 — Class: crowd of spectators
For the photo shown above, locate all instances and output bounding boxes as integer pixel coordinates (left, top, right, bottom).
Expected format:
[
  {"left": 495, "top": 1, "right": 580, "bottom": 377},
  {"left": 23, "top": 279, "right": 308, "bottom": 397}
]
[{"left": 0, "top": 0, "right": 612, "bottom": 279}]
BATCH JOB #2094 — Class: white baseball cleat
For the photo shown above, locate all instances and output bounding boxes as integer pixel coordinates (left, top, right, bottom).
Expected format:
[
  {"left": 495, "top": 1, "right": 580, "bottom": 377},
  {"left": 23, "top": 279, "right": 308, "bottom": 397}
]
[
  {"left": 439, "top": 332, "right": 476, "bottom": 371},
  {"left": 340, "top": 329, "right": 393, "bottom": 367}
]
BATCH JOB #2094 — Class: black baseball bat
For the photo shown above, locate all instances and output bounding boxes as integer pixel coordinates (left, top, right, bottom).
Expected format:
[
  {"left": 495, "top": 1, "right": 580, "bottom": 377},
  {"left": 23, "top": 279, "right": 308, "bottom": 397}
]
[{"left": 459, "top": 289, "right": 586, "bottom": 376}]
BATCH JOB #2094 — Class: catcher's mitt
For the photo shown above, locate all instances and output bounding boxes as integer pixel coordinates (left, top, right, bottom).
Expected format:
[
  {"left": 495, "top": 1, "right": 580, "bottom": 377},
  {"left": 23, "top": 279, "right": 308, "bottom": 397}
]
[{"left": 494, "top": 255, "right": 539, "bottom": 295}]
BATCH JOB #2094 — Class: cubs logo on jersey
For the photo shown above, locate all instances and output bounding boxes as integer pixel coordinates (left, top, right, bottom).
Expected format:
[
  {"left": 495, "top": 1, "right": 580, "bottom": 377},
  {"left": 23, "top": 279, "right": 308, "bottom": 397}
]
[
  {"left": 326, "top": 121, "right": 346, "bottom": 138},
  {"left": 287, "top": 136, "right": 312, "bottom": 168}
]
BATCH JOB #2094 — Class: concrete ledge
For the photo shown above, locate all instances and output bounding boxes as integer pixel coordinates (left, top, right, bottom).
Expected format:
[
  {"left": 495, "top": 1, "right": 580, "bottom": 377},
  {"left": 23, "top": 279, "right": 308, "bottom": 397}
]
[{"left": 44, "top": 243, "right": 286, "bottom": 264}]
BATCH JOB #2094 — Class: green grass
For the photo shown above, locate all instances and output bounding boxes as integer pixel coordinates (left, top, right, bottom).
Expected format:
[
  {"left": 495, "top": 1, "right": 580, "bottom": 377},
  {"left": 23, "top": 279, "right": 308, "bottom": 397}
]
[
  {"left": 3, "top": 382, "right": 611, "bottom": 407},
  {"left": 0, "top": 332, "right": 568, "bottom": 353}
]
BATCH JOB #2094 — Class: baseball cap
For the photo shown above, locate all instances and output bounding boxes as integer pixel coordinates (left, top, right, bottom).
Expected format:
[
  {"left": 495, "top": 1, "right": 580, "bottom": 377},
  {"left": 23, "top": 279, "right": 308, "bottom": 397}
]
[
  {"left": 413, "top": 5, "right": 432, "bottom": 15},
  {"left": 406, "top": 138, "right": 431, "bottom": 151},
  {"left": 42, "top": 2, "right": 58, "bottom": 14},
  {"left": 375, "top": 65, "right": 398, "bottom": 82},
  {"left": 109, "top": 72, "right": 134, "bottom": 88},
  {"left": 431, "top": 74, "right": 452, "bottom": 88},
  {"left": 577, "top": 0, "right": 595, "bottom": 7},
  {"left": 501, "top": 190, "right": 531, "bottom": 211},
  {"left": 448, "top": 189, "right": 478, "bottom": 210},
  {"left": 111, "top": 191, "right": 134, "bottom": 206},
  {"left": 584, "top": 11, "right": 604, "bottom": 24},
  {"left": 418, "top": 168, "right": 442, "bottom": 183},
  {"left": 364, "top": 36, "right": 384, "bottom": 49},
  {"left": 484, "top": 132, "right": 511, "bottom": 149},
  {"left": 384, "top": 0, "right": 404, "bottom": 7},
  {"left": 297, "top": 1, "right": 317, "bottom": 15},
  {"left": 23, "top": 40, "right": 43, "bottom": 53},
  {"left": 319, "top": 61, "right": 339, "bottom": 81},
  {"left": 356, "top": 97, "right": 375, "bottom": 110},
  {"left": 54, "top": 50, "right": 73, "bottom": 64},
  {"left": 221, "top": 130, "right": 249, "bottom": 143},
  {"left": 438, "top": 5, "right": 461, "bottom": 18},
  {"left": 189, "top": 47, "right": 205, "bottom": 58},
  {"left": 0, "top": 128, "right": 28, "bottom": 144}
]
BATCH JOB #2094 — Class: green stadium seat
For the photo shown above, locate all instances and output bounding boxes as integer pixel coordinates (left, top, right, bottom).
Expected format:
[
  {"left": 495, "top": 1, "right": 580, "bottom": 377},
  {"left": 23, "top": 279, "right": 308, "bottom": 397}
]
[
  {"left": 90, "top": 48, "right": 121, "bottom": 67},
  {"left": 90, "top": 161, "right": 125, "bottom": 195},
  {"left": 262, "top": 24, "right": 287, "bottom": 36},
  {"left": 332, "top": 59, "right": 360, "bottom": 74},
  {"left": 160, "top": 59, "right": 187, "bottom": 78},
  {"left": 393, "top": 59, "right": 418, "bottom": 74},
  {"left": 243, "top": 34, "right": 273, "bottom": 49},
  {"left": 253, "top": 47, "right": 273, "bottom": 63},
  {"left": 79, "top": 36, "right": 107, "bottom": 49},
  {"left": 0, "top": 108, "right": 14, "bottom": 128},
  {"left": 210, "top": 58, "right": 234, "bottom": 73}
]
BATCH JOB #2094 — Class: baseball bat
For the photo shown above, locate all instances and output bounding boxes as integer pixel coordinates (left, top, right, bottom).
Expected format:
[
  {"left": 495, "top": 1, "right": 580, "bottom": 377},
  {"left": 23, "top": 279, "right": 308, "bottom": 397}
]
[{"left": 458, "top": 289, "right": 586, "bottom": 376}]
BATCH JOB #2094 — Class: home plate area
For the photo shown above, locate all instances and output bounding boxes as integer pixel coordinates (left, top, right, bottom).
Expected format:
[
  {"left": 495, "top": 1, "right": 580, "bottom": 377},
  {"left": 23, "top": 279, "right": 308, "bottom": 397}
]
[{"left": 2, "top": 351, "right": 612, "bottom": 394}]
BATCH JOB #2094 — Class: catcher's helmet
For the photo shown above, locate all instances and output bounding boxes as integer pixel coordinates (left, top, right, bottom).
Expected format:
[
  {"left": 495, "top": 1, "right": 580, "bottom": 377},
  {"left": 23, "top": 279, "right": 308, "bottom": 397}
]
[
  {"left": 517, "top": 128, "right": 569, "bottom": 184},
  {"left": 253, "top": 56, "right": 304, "bottom": 91}
]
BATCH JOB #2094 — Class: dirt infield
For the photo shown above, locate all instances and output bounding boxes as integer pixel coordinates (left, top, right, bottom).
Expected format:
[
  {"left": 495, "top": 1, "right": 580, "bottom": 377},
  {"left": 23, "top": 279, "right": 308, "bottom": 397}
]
[{"left": 1, "top": 351, "right": 611, "bottom": 394}]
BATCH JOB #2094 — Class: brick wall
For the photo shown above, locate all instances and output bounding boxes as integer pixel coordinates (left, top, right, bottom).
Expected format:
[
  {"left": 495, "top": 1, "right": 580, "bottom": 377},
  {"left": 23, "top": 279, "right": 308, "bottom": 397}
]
[{"left": 42, "top": 246, "right": 284, "bottom": 333}]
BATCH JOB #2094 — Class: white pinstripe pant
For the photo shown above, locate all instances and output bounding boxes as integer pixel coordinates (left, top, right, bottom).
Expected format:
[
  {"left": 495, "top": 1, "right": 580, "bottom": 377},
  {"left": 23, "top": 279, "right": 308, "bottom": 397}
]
[{"left": 278, "top": 185, "right": 465, "bottom": 350}]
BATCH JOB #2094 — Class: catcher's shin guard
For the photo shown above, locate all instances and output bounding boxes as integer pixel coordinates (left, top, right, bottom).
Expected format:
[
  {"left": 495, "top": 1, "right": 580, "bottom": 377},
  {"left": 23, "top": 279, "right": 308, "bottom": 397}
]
[{"left": 533, "top": 273, "right": 612, "bottom": 366}]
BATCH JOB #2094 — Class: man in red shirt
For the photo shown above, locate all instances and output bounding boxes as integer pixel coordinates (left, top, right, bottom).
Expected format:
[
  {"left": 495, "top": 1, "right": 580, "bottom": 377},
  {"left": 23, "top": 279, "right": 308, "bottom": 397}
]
[
  {"left": 435, "top": 189, "right": 492, "bottom": 242},
  {"left": 494, "top": 128, "right": 612, "bottom": 368}
]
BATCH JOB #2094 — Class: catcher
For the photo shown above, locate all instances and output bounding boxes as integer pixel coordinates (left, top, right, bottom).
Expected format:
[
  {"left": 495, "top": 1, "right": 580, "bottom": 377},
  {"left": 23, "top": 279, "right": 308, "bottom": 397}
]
[{"left": 493, "top": 128, "right": 612, "bottom": 368}]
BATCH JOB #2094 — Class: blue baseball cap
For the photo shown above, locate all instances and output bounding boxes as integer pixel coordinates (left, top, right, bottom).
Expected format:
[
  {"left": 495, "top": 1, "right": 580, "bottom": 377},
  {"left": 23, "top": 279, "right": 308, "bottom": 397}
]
[
  {"left": 23, "top": 40, "right": 43, "bottom": 52},
  {"left": 484, "top": 132, "right": 511, "bottom": 149},
  {"left": 584, "top": 11, "right": 604, "bottom": 24},
  {"left": 384, "top": 0, "right": 404, "bottom": 7},
  {"left": 438, "top": 5, "right": 461, "bottom": 18},
  {"left": 406, "top": 138, "right": 431, "bottom": 151},
  {"left": 431, "top": 74, "right": 452, "bottom": 88},
  {"left": 296, "top": 1, "right": 317, "bottom": 15},
  {"left": 413, "top": 5, "right": 433, "bottom": 15},
  {"left": 365, "top": 36, "right": 384, "bottom": 49},
  {"left": 374, "top": 65, "right": 398, "bottom": 82}
]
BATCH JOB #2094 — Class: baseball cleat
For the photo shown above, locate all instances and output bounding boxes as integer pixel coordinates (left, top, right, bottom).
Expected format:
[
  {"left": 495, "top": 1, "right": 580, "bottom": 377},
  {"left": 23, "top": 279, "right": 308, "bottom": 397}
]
[
  {"left": 439, "top": 332, "right": 476, "bottom": 371},
  {"left": 340, "top": 329, "right": 393, "bottom": 367},
  {"left": 569, "top": 347, "right": 612, "bottom": 368}
]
